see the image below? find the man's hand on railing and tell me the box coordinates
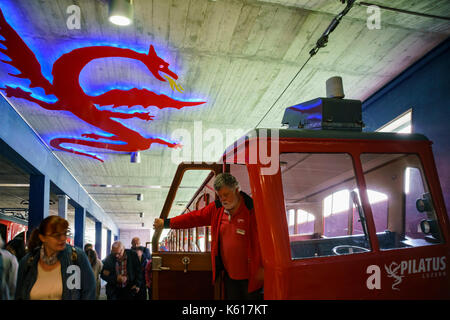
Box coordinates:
[153,218,164,230]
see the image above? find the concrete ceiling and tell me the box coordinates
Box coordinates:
[0,0,449,232]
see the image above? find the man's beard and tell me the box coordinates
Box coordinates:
[223,200,237,211]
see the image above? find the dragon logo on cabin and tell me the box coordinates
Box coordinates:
[0,9,205,162]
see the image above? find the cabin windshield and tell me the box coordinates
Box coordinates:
[281,152,444,260]
[280,153,371,259]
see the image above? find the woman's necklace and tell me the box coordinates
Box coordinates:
[40,245,58,265]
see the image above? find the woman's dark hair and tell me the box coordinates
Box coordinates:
[86,248,98,268]
[84,243,93,253]
[27,215,69,252]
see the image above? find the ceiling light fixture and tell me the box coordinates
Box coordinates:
[19,199,55,205]
[85,184,167,189]
[108,0,134,26]
[130,151,141,163]
[90,192,143,200]
[106,211,141,215]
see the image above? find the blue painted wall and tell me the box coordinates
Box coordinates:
[363,38,450,217]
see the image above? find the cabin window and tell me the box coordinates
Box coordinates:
[360,154,443,250]
[280,153,371,260]
[287,209,295,233]
[193,193,211,253]
[285,209,315,235]
[162,169,215,252]
[207,226,212,251]
[297,210,315,235]
[322,188,387,237]
[0,222,7,243]
[376,109,412,133]
[197,227,205,252]
[323,189,351,237]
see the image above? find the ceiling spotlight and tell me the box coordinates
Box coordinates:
[108,0,134,26]
[137,193,144,201]
[130,151,141,163]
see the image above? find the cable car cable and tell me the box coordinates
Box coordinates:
[254,0,357,128]
[254,55,312,129]
[358,2,450,21]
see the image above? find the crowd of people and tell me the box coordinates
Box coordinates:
[0,215,152,300]
[0,173,264,300]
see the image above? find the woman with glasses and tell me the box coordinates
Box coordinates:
[15,216,96,300]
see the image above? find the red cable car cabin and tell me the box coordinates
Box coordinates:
[0,213,28,243]
[152,96,449,300]
[0,213,75,246]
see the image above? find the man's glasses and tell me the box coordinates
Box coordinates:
[47,231,69,239]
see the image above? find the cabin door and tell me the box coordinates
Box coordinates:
[152,252,221,300]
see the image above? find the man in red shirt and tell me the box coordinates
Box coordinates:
[153,173,264,299]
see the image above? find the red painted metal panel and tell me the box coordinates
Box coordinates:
[0,218,27,243]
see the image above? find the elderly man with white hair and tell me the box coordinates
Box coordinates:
[131,237,151,261]
[100,241,143,300]
[154,172,264,300]
[0,234,18,300]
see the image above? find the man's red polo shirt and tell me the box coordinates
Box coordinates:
[166,191,263,293]
[219,199,250,280]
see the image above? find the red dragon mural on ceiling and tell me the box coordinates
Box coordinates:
[0,8,205,162]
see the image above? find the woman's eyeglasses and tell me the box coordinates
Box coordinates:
[47,231,69,239]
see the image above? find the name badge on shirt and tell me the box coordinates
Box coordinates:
[236,228,246,235]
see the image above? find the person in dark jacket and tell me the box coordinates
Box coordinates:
[15,216,96,300]
[1,234,18,300]
[101,241,143,300]
[134,247,148,300]
[144,258,152,300]
[86,248,103,299]
[6,232,26,262]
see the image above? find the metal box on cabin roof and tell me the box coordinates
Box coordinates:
[281,97,363,131]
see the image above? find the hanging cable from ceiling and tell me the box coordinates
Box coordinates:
[358,2,450,21]
[254,0,357,128]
